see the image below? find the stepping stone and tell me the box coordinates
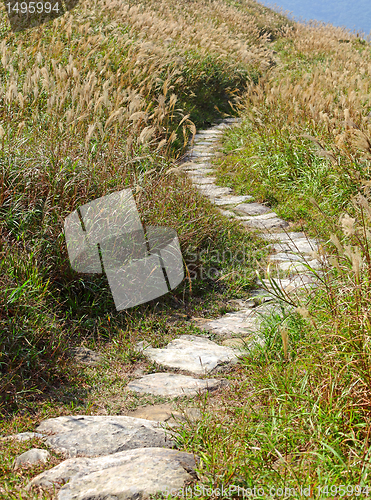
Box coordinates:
[197,186,232,197]
[192,177,217,185]
[1,431,43,442]
[36,416,175,458]
[227,298,256,309]
[184,168,215,175]
[260,232,306,242]
[126,404,201,424]
[268,252,306,262]
[248,288,274,304]
[182,162,210,169]
[218,209,237,218]
[235,202,272,216]
[138,335,246,374]
[213,122,237,129]
[194,131,223,138]
[126,373,225,397]
[276,259,322,273]
[214,195,253,206]
[191,144,214,150]
[196,310,261,338]
[189,151,213,158]
[185,167,214,175]
[27,448,198,499]
[14,449,50,469]
[269,238,319,255]
[260,273,316,293]
[241,215,289,230]
[195,182,220,189]
[238,211,278,220]
[194,141,215,146]
[227,117,241,122]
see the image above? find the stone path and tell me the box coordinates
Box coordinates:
[7,117,323,499]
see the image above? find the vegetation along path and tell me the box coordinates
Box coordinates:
[2,118,324,499]
[2,0,371,497]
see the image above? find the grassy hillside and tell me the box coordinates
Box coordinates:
[0,1,287,412]
[208,17,371,495]
[3,0,371,497]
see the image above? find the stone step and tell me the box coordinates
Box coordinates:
[126,403,201,424]
[260,231,306,242]
[259,273,317,293]
[35,415,176,458]
[192,177,217,185]
[241,215,289,230]
[126,372,227,397]
[196,185,233,197]
[214,194,254,205]
[275,259,321,273]
[234,202,272,216]
[137,335,247,375]
[27,448,199,500]
[268,237,319,255]
[194,311,261,339]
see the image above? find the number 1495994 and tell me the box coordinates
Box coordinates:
[317,485,369,496]
[6,2,61,14]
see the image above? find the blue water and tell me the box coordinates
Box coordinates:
[257,0,371,37]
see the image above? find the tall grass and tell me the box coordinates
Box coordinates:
[0,0,286,410]
[189,17,371,492]
[217,22,371,234]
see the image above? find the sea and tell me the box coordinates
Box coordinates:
[256,0,371,38]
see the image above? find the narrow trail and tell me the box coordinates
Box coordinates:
[8,118,322,499]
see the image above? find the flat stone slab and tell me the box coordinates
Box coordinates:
[214,195,253,205]
[227,298,256,309]
[269,252,307,263]
[235,203,272,216]
[218,209,237,218]
[194,131,223,139]
[36,416,174,457]
[126,373,225,397]
[1,431,43,442]
[260,232,306,242]
[186,171,216,180]
[191,144,214,151]
[276,259,321,273]
[182,162,211,170]
[194,140,215,146]
[269,237,319,255]
[197,186,232,197]
[192,177,217,185]
[139,335,245,374]
[239,212,278,220]
[189,151,213,158]
[184,168,215,176]
[14,448,50,469]
[241,215,289,230]
[27,448,198,499]
[222,117,241,123]
[195,310,262,338]
[260,273,316,293]
[126,404,201,424]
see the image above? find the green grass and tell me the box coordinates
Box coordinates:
[4,0,371,498]
[214,119,363,239]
